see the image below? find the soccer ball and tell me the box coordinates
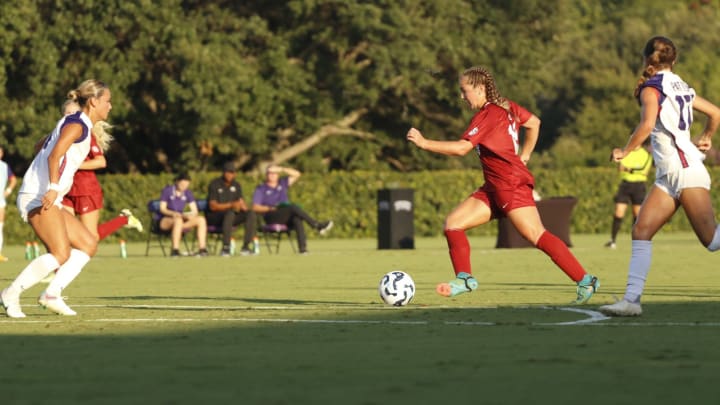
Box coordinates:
[378,271,415,306]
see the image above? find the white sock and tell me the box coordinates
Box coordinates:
[0,222,4,253]
[623,240,652,304]
[46,249,90,296]
[707,225,720,252]
[7,253,60,295]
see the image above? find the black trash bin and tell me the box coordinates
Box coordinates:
[377,189,414,249]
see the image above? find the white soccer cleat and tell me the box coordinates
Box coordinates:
[598,299,642,317]
[121,209,144,232]
[1,288,26,318]
[318,220,334,236]
[38,291,77,316]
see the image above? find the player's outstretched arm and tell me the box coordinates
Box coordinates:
[406,127,473,156]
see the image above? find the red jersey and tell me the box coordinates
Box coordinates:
[67,135,103,197]
[461,101,534,191]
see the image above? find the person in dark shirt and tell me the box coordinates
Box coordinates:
[206,162,257,256]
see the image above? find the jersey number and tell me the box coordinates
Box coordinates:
[675,95,694,130]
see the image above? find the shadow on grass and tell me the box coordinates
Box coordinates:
[96,295,358,306]
[0,301,719,404]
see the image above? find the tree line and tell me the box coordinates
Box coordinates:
[1,0,718,175]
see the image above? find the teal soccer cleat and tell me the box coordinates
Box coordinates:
[573,274,600,304]
[436,272,478,297]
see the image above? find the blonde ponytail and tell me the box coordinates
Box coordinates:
[92,121,113,151]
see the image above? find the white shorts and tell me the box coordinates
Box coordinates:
[16,192,63,222]
[654,164,711,199]
[0,196,5,209]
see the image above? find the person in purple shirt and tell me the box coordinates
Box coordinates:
[158,172,208,257]
[252,165,333,254]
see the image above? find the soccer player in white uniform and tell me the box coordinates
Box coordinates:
[601,37,720,316]
[0,146,17,262]
[0,79,113,318]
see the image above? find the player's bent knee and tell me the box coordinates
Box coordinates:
[51,250,72,265]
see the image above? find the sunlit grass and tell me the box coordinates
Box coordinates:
[0,233,718,404]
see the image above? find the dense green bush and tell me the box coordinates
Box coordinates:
[5,167,719,245]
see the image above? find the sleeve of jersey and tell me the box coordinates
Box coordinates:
[461,110,491,146]
[508,101,532,125]
[88,136,103,158]
[159,186,171,204]
[638,76,663,104]
[61,116,89,143]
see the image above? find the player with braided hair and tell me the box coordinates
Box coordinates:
[407,65,599,303]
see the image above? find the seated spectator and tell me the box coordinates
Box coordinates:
[157,172,208,257]
[252,164,333,254]
[206,162,257,256]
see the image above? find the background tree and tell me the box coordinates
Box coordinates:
[0,0,718,175]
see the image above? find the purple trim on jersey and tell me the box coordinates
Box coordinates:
[252,177,290,206]
[160,185,196,214]
[61,111,90,144]
[641,73,689,168]
[677,138,689,168]
[640,74,666,105]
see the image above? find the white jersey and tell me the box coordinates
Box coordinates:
[19,111,92,198]
[640,70,705,178]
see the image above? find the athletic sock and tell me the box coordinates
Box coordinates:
[445,229,471,277]
[97,216,129,241]
[535,231,586,282]
[611,216,622,242]
[0,221,4,253]
[7,253,61,295]
[624,240,652,303]
[46,249,90,296]
[707,224,720,252]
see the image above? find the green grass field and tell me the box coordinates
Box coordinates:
[1,233,718,404]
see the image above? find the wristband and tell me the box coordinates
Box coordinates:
[48,183,62,192]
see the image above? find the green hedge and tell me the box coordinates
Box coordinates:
[5,167,719,244]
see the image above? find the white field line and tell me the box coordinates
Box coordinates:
[1,304,719,326]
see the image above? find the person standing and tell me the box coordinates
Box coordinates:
[0,79,112,318]
[406,66,599,303]
[157,172,209,257]
[604,144,653,249]
[600,36,720,316]
[0,146,17,262]
[252,165,333,255]
[206,162,257,256]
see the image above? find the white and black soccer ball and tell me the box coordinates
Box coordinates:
[378,271,415,306]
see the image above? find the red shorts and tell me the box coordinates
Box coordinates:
[471,184,536,219]
[62,193,104,214]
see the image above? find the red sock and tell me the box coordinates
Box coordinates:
[97,216,129,241]
[445,229,471,276]
[535,231,586,282]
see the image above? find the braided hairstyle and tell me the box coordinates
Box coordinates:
[460,66,509,110]
[634,36,677,98]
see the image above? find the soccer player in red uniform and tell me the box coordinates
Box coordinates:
[407,66,599,303]
[60,101,143,241]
